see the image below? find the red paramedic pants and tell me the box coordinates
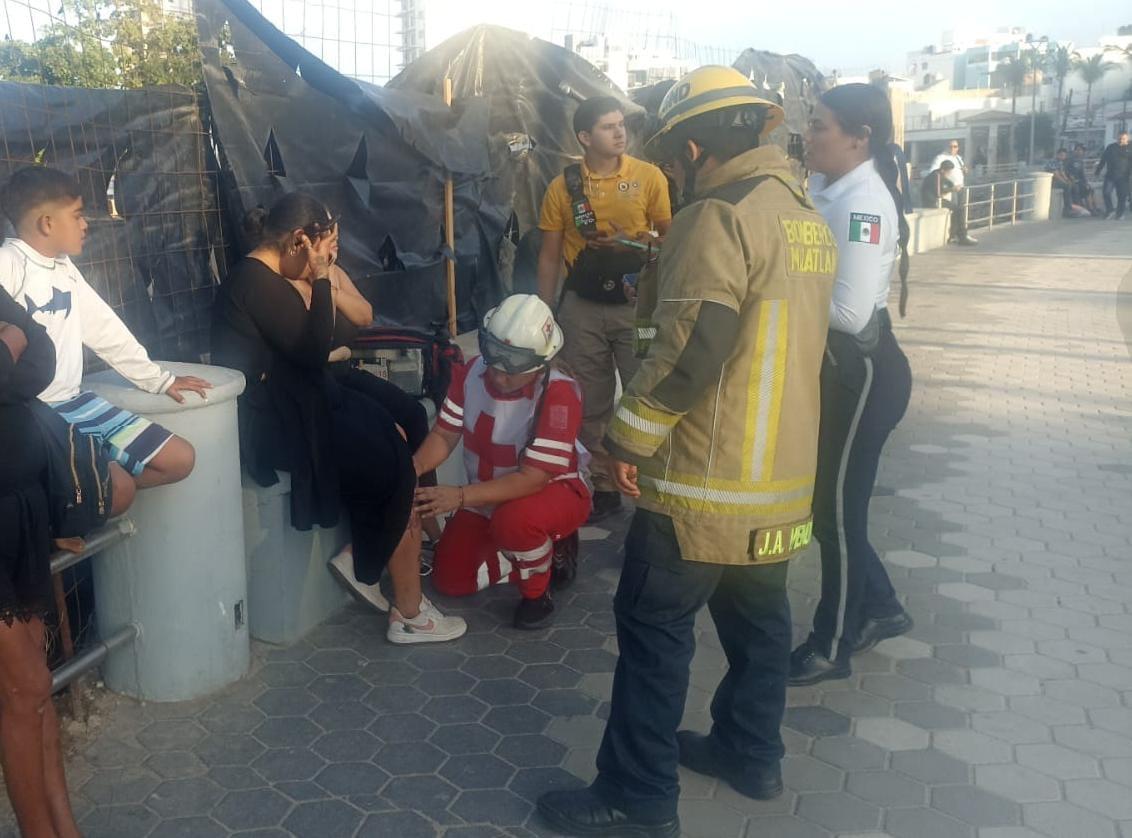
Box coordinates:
[432,481,591,600]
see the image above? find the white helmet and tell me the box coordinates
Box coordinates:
[479,294,564,373]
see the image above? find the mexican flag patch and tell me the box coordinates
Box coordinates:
[848,212,881,244]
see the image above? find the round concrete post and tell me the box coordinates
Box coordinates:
[84,362,249,701]
[1031,172,1053,222]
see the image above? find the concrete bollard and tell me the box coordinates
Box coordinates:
[84,362,249,701]
[1031,172,1054,222]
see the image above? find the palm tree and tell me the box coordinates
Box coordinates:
[1026,47,1046,163]
[999,55,1027,161]
[1051,45,1073,141]
[1073,52,1119,127]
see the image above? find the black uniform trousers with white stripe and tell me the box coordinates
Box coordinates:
[810,312,912,660]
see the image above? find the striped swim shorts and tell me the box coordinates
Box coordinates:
[51,391,175,478]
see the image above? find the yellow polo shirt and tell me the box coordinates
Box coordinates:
[538,155,672,268]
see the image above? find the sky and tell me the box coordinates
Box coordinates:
[423,0,1132,76]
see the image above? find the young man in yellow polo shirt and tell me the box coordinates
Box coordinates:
[537,96,672,522]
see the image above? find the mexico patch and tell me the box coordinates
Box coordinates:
[848,212,881,244]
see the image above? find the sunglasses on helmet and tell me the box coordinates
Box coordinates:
[478,330,548,375]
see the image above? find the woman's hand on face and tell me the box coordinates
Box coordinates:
[414,485,463,518]
[297,230,336,280]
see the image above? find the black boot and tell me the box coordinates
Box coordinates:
[851,610,914,654]
[676,731,783,800]
[552,531,580,591]
[587,490,622,523]
[789,638,851,686]
[537,787,680,838]
[513,593,555,630]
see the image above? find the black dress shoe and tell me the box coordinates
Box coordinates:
[552,531,580,591]
[587,490,622,523]
[514,593,555,630]
[851,610,914,655]
[789,639,851,686]
[676,731,783,800]
[537,787,680,838]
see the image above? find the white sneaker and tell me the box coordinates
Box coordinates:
[328,548,390,613]
[387,596,467,644]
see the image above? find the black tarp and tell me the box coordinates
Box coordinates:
[388,26,647,294]
[731,50,826,145]
[0,82,225,362]
[196,0,507,332]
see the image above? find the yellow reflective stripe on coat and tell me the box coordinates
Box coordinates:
[637,473,814,516]
[741,300,789,483]
[608,397,679,452]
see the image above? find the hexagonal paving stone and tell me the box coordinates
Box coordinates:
[145,776,224,818]
[472,678,538,706]
[1009,696,1088,727]
[970,712,1050,745]
[846,770,926,807]
[382,775,460,819]
[308,700,377,732]
[315,762,389,796]
[531,689,599,717]
[1015,743,1100,780]
[143,751,206,780]
[780,754,843,792]
[784,706,852,737]
[368,711,438,743]
[894,701,968,731]
[462,655,524,680]
[360,659,419,685]
[79,803,160,838]
[373,740,447,775]
[491,734,566,769]
[890,749,970,785]
[282,798,364,838]
[507,640,568,664]
[520,663,585,690]
[885,807,974,838]
[356,810,438,838]
[450,788,532,825]
[897,658,967,686]
[855,717,931,751]
[484,705,552,735]
[811,736,888,771]
[146,816,227,838]
[933,730,1014,765]
[1053,726,1132,758]
[84,738,148,769]
[931,785,1020,827]
[251,747,327,782]
[935,644,1003,668]
[136,719,207,752]
[308,673,371,703]
[213,787,292,830]
[199,701,267,735]
[796,791,881,832]
[974,764,1062,803]
[422,694,490,725]
[407,648,467,671]
[81,768,161,805]
[933,684,1007,713]
[258,661,318,688]
[416,668,478,697]
[861,674,933,702]
[1063,778,1132,820]
[312,729,381,762]
[428,723,501,756]
[253,717,322,749]
[364,684,429,714]
[441,753,516,790]
[1022,801,1118,838]
[253,688,319,717]
[306,648,364,673]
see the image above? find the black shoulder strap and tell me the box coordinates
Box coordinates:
[563,164,586,202]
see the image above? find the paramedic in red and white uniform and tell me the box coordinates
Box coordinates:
[413,294,592,630]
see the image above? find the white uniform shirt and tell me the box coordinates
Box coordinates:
[928,153,966,188]
[809,160,899,336]
[0,238,173,403]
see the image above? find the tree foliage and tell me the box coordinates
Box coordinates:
[0,0,200,89]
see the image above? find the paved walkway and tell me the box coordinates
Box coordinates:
[4,219,1132,838]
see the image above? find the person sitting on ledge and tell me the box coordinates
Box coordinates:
[211,192,465,645]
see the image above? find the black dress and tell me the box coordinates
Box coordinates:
[211,258,415,583]
[0,288,57,626]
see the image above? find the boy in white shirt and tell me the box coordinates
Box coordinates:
[0,166,209,489]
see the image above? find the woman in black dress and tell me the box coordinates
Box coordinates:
[211,193,465,645]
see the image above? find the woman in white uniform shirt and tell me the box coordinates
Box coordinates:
[790,84,915,685]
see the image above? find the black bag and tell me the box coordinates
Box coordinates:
[350,326,464,411]
[28,401,114,539]
[562,164,648,305]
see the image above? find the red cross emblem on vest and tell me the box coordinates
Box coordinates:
[465,414,518,482]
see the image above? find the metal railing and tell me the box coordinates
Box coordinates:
[50,518,138,695]
[961,177,1039,231]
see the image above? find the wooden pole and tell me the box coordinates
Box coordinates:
[443,77,457,338]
